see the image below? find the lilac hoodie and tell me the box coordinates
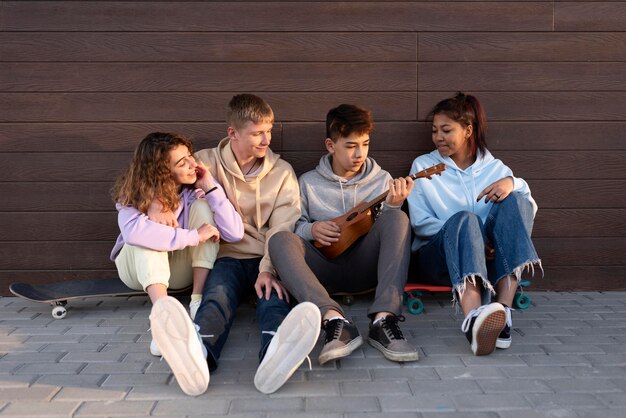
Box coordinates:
[110,183,244,261]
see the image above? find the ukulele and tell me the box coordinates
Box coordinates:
[313,163,446,259]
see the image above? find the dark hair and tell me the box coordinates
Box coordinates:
[429,92,488,157]
[325,104,374,142]
[111,132,193,214]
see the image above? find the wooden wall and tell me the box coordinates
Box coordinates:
[1,1,625,294]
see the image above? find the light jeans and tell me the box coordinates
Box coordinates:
[115,199,218,291]
[413,192,540,304]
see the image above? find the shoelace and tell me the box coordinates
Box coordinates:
[501,305,513,328]
[381,315,406,340]
[322,318,345,343]
[460,305,491,333]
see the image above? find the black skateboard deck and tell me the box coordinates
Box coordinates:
[9,278,190,319]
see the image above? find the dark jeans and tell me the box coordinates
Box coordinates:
[193,257,290,371]
[270,209,411,319]
[412,192,540,305]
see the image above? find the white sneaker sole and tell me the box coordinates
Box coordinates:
[254,302,321,394]
[471,303,506,356]
[496,337,512,349]
[150,296,209,396]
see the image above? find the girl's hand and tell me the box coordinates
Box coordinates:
[385,176,414,207]
[477,176,514,204]
[197,223,220,243]
[312,221,341,246]
[194,161,216,192]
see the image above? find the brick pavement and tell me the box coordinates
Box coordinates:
[1,291,625,417]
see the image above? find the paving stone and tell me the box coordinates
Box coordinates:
[340,381,412,396]
[520,354,592,367]
[422,413,498,418]
[371,366,439,381]
[101,372,170,387]
[409,379,483,395]
[307,396,380,413]
[60,350,126,363]
[36,373,106,387]
[53,386,127,401]
[269,381,340,397]
[500,366,571,379]
[498,411,579,418]
[586,354,626,366]
[524,393,605,409]
[0,400,79,416]
[231,397,304,413]
[453,393,532,410]
[543,378,622,393]
[15,362,85,375]
[306,368,371,382]
[476,378,553,393]
[40,342,103,352]
[577,410,626,418]
[64,326,121,335]
[153,398,230,415]
[80,361,147,374]
[74,400,155,416]
[0,386,60,401]
[0,374,39,388]
[436,366,506,380]
[379,394,454,412]
[594,392,626,407]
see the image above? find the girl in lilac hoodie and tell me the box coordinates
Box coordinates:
[110,133,244,386]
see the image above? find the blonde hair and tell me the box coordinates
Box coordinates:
[226,94,274,129]
[111,132,193,214]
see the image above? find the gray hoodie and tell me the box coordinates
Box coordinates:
[295,154,393,241]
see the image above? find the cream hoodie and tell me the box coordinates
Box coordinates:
[195,137,301,275]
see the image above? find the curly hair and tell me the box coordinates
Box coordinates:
[111,132,194,214]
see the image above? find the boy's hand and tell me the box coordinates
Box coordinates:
[254,272,290,302]
[147,199,178,227]
[312,221,341,246]
[197,223,220,243]
[194,161,216,192]
[385,176,414,207]
[477,176,514,204]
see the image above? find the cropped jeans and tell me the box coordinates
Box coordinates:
[413,192,541,305]
[193,257,290,371]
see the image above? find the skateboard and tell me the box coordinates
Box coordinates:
[9,278,190,319]
[331,288,376,306]
[403,280,531,315]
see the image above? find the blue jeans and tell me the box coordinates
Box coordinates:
[413,192,540,304]
[193,257,290,371]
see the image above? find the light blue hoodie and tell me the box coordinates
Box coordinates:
[407,149,537,252]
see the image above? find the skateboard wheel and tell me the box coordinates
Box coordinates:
[342,295,354,306]
[514,293,531,310]
[407,298,424,315]
[52,305,67,319]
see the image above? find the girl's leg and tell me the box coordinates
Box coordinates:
[115,244,171,304]
[188,199,220,315]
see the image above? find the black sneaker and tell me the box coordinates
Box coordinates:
[461,302,506,356]
[496,304,513,349]
[318,318,362,365]
[368,315,419,362]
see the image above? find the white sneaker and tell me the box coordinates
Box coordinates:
[150,296,209,396]
[254,302,321,394]
[150,339,161,357]
[461,302,506,356]
[189,299,201,321]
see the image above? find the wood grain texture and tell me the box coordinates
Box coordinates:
[1,2,553,32]
[1,1,624,294]
[419,32,626,62]
[0,32,417,62]
[2,63,417,92]
[0,92,417,122]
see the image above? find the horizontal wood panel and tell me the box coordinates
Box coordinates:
[2,63,417,92]
[0,32,417,62]
[0,92,417,122]
[0,242,115,270]
[1,2,553,32]
[5,121,626,153]
[529,267,626,291]
[0,123,252,152]
[530,180,626,209]
[419,32,626,62]
[534,238,626,266]
[555,2,626,31]
[419,63,626,91]
[0,213,117,241]
[0,183,114,211]
[2,179,624,212]
[418,92,626,121]
[533,209,626,238]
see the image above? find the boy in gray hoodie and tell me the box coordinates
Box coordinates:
[270,104,419,364]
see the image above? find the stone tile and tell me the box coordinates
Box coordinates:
[500,366,571,379]
[0,400,79,416]
[379,394,455,412]
[477,379,552,393]
[232,397,304,413]
[153,398,230,415]
[453,393,531,411]
[53,386,128,401]
[36,373,106,387]
[0,386,60,401]
[543,378,622,393]
[74,400,155,416]
[524,393,605,409]
[436,366,506,380]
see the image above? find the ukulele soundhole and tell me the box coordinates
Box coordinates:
[346,212,358,222]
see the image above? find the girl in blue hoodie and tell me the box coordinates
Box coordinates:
[407,93,541,356]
